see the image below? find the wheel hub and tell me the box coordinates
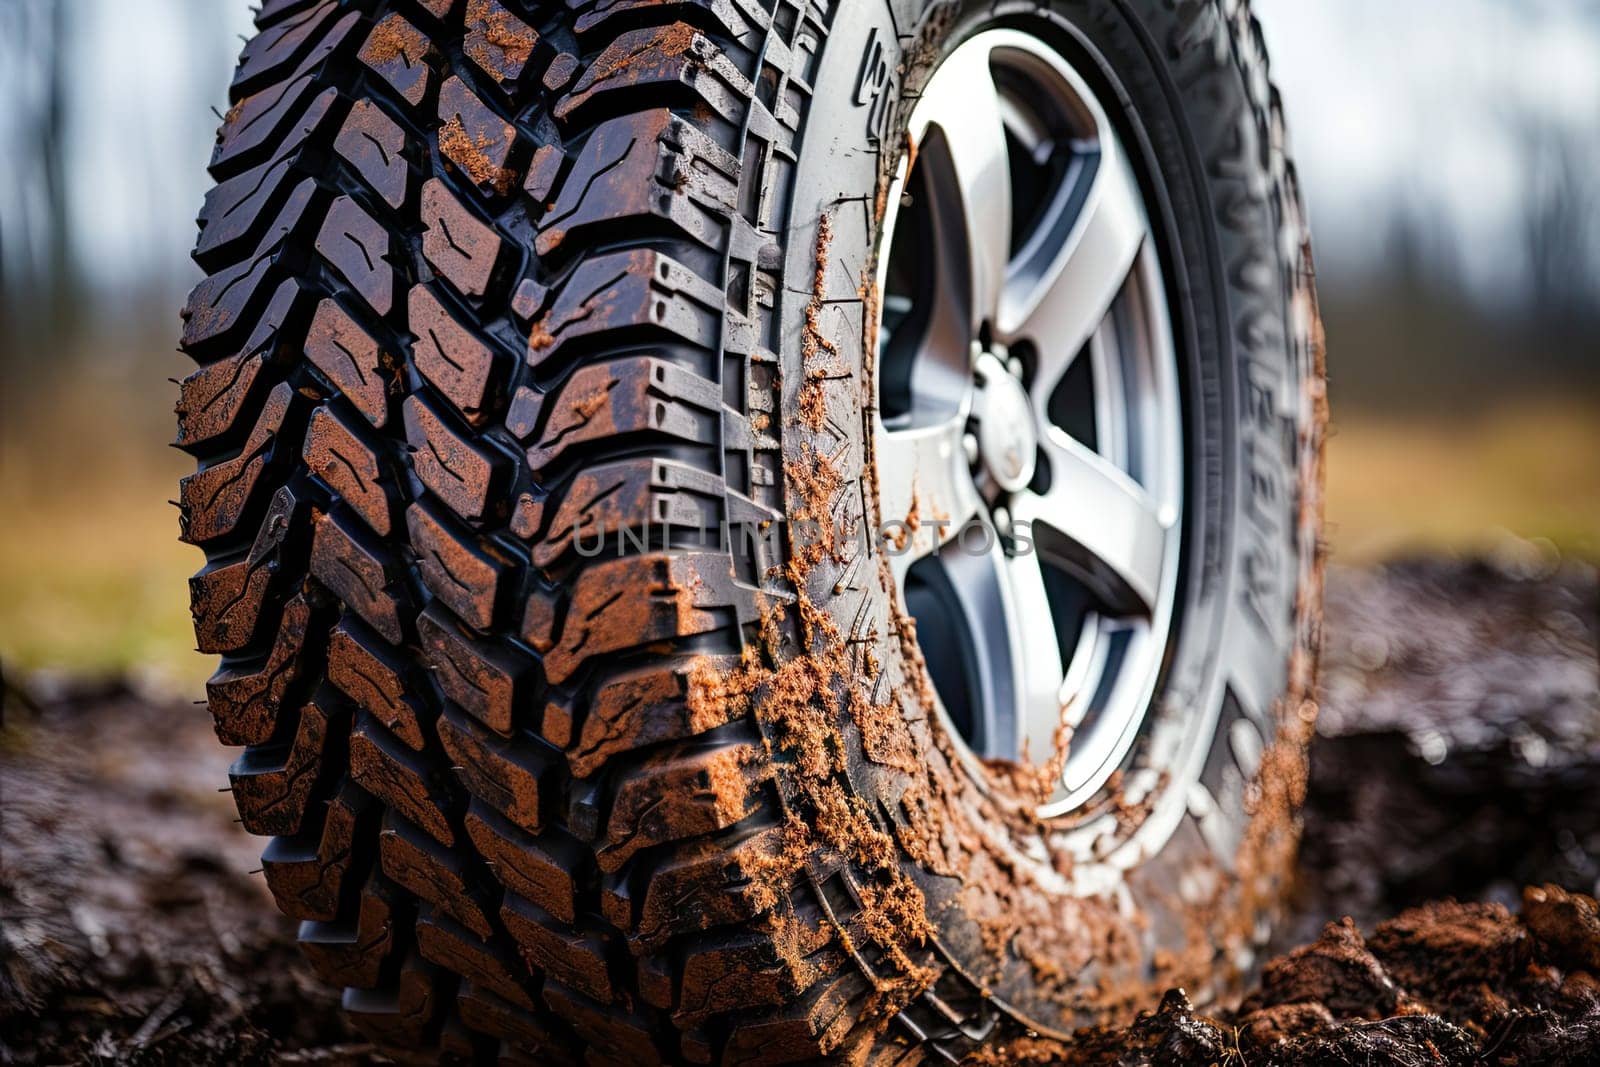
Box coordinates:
[871,29,1185,819]
[973,352,1037,493]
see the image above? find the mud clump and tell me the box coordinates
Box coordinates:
[991,893,1600,1065]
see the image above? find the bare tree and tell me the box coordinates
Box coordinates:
[1515,108,1599,327]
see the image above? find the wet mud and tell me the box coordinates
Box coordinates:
[3,556,1596,1063]
[1289,556,1600,945]
[0,677,359,1063]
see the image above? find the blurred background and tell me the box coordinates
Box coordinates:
[1,0,1597,695]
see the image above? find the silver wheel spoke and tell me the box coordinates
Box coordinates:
[870,29,1188,821]
[940,522,1061,759]
[912,41,1013,327]
[876,416,981,588]
[998,141,1149,392]
[1016,432,1171,617]
[1003,542,1069,764]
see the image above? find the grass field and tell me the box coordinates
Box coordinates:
[2,376,1595,698]
[0,355,209,694]
[1325,401,1600,564]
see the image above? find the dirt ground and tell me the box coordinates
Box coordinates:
[2,557,1596,1064]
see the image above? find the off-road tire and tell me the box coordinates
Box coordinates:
[177,0,1324,1062]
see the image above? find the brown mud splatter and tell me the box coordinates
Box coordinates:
[680,217,941,1019]
[464,0,538,74]
[361,15,425,68]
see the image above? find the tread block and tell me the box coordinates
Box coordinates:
[298,867,403,990]
[335,98,411,210]
[191,561,271,656]
[174,275,307,449]
[406,501,508,630]
[190,484,307,654]
[311,505,411,644]
[457,983,569,1060]
[438,75,520,196]
[305,297,397,428]
[501,894,614,1002]
[540,983,657,1063]
[174,352,267,452]
[543,52,580,93]
[196,89,338,269]
[597,741,767,873]
[675,929,817,1026]
[408,284,503,428]
[262,779,376,921]
[463,0,539,88]
[535,110,737,258]
[304,404,397,536]
[522,143,565,205]
[524,552,762,686]
[231,0,341,97]
[554,23,753,126]
[179,381,298,545]
[419,607,529,736]
[327,617,429,751]
[208,592,317,746]
[404,394,508,525]
[181,182,319,352]
[464,800,579,925]
[436,703,551,836]
[570,0,765,42]
[343,951,444,1049]
[566,661,739,779]
[417,909,536,1010]
[422,178,504,298]
[212,15,361,175]
[230,694,342,831]
[379,810,495,939]
[719,972,864,1065]
[256,0,326,29]
[512,355,720,474]
[231,692,343,836]
[351,712,458,846]
[531,458,722,568]
[631,828,787,953]
[317,194,396,317]
[523,249,724,371]
[359,14,434,108]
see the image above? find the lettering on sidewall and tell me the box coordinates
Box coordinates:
[1237,357,1294,634]
[855,26,896,147]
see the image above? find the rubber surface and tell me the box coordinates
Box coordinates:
[177,1,1324,1062]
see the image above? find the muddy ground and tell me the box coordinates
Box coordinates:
[2,557,1596,1064]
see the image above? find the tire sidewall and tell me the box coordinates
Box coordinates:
[775,0,1311,1036]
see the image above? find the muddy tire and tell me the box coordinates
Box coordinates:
[177,0,1323,1062]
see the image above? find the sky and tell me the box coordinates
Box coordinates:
[1256,0,1600,298]
[2,0,1598,309]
